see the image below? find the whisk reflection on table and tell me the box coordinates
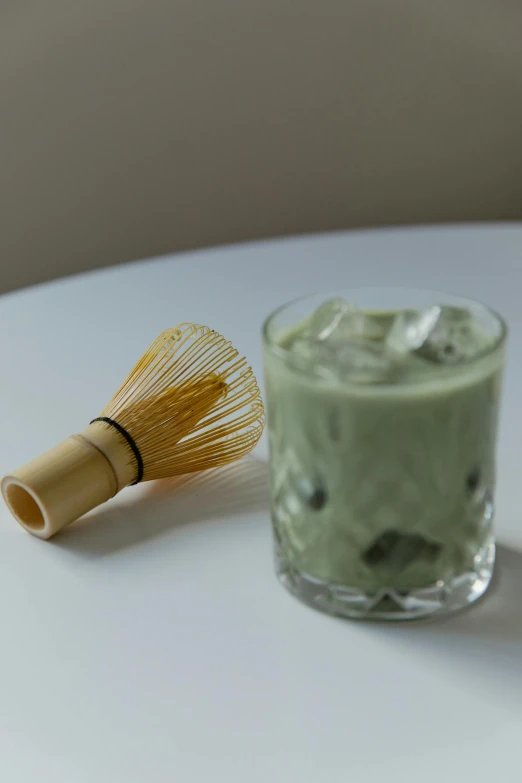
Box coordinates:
[1,324,265,540]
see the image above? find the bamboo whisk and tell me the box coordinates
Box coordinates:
[1,324,265,540]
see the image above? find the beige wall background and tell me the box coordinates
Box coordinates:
[1,0,522,293]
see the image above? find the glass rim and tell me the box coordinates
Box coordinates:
[262,285,508,384]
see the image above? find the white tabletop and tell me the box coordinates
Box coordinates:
[1,224,521,782]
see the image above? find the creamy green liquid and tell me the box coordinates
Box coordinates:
[265,313,504,593]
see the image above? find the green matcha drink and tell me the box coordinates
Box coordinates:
[263,288,506,620]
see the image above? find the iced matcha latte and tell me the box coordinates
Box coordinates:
[263,288,506,620]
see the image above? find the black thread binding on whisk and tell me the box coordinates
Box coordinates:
[90,417,144,485]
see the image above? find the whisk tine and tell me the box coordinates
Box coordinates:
[100,324,264,481]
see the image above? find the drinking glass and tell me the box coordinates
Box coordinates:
[262,287,507,620]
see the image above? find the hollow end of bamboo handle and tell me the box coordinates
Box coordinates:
[1,435,122,540]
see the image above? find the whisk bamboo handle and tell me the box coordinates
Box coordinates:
[1,421,138,540]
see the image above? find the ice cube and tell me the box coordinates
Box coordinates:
[272,446,328,554]
[387,306,491,365]
[291,336,395,383]
[386,307,442,354]
[306,298,385,342]
[305,298,353,340]
[363,530,442,571]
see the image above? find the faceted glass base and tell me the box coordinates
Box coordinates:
[275,539,495,621]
